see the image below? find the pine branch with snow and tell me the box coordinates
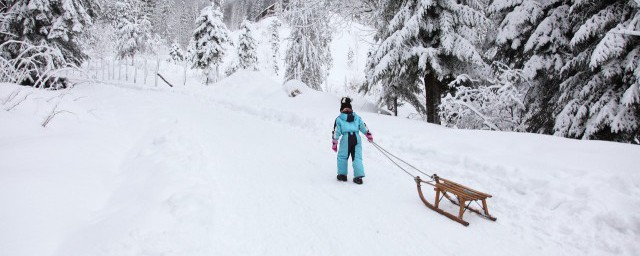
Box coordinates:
[553,0,640,142]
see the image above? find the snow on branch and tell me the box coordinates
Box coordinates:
[609,29,640,37]
[440,63,530,131]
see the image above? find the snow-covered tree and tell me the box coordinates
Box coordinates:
[0,0,94,65]
[114,0,153,62]
[213,0,225,10]
[147,33,167,56]
[153,0,173,39]
[268,19,281,75]
[326,0,379,26]
[284,0,333,90]
[0,0,96,87]
[189,3,230,84]
[554,0,640,142]
[169,42,185,62]
[365,0,489,123]
[250,0,265,21]
[84,20,117,60]
[488,0,547,67]
[237,20,258,71]
[487,0,572,133]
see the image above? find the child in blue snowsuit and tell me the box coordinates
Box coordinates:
[332,97,373,185]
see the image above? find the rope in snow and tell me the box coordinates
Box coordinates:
[371,141,434,180]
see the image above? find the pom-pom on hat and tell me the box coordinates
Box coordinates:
[340,97,352,111]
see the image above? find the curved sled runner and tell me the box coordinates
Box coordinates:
[415,175,497,226]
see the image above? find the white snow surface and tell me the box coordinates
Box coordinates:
[1,72,639,256]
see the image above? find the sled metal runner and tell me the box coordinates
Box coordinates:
[415,174,496,226]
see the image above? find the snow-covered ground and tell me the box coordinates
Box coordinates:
[1,71,639,256]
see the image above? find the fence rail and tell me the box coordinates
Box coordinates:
[74,57,189,87]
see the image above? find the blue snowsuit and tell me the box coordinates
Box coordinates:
[333,111,369,178]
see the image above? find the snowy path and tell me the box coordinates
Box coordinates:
[1,76,639,256]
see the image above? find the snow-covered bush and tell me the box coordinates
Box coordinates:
[440,64,530,131]
[283,79,309,97]
[0,40,74,89]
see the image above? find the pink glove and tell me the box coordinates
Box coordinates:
[366,132,373,142]
[332,139,338,152]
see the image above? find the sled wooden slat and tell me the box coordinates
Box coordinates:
[415,175,497,226]
[436,180,486,201]
[440,178,492,198]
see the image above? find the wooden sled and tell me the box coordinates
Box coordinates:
[415,174,496,226]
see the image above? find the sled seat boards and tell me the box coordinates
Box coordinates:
[436,178,491,201]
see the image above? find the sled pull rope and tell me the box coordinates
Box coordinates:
[371,141,434,180]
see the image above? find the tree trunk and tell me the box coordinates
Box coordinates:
[425,72,442,124]
[393,96,398,116]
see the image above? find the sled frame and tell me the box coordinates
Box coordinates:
[415,175,496,226]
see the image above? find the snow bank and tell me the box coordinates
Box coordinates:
[282,79,309,97]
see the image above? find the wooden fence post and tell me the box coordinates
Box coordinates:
[101,58,105,80]
[183,60,187,86]
[94,59,99,79]
[110,59,114,80]
[133,57,138,84]
[144,58,148,85]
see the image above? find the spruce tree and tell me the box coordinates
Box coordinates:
[189,2,230,84]
[366,0,489,123]
[237,20,258,71]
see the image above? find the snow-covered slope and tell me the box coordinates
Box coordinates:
[1,72,639,256]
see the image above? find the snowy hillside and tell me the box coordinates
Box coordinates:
[1,72,639,256]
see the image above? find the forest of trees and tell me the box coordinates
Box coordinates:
[1,0,638,143]
[363,0,639,143]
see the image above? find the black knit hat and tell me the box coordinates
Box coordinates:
[340,97,352,111]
